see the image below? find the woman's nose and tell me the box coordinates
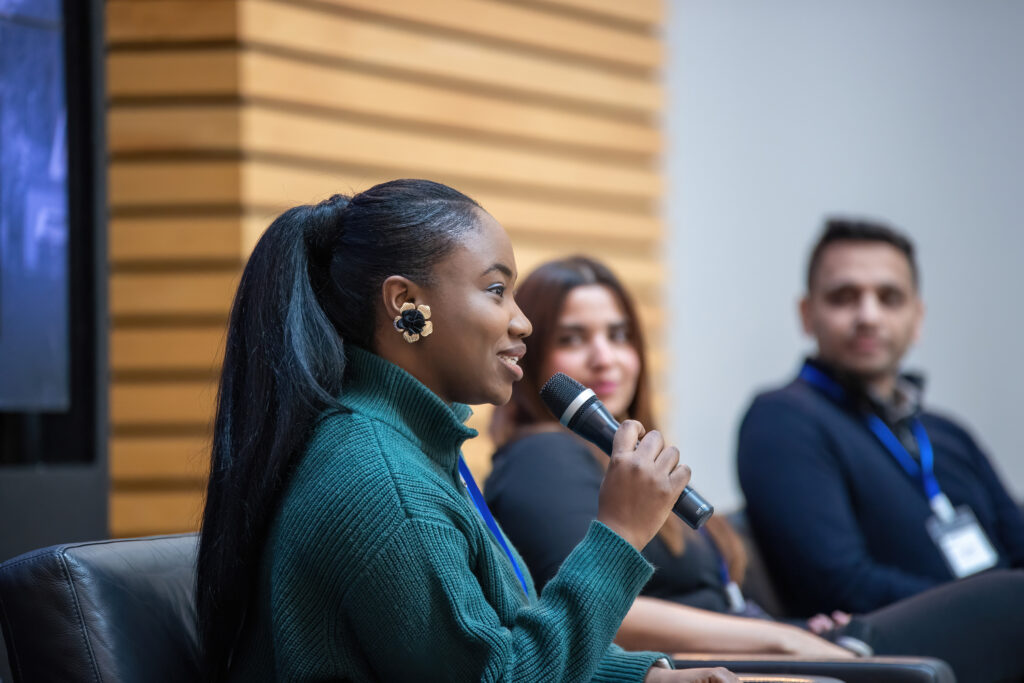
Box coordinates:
[587,337,614,367]
[509,302,532,339]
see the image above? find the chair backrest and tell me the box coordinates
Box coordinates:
[726,508,792,618]
[0,534,201,683]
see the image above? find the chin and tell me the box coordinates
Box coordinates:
[474,383,514,407]
[841,358,895,381]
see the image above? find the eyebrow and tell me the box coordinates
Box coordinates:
[481,262,514,278]
[824,280,907,293]
[555,321,629,331]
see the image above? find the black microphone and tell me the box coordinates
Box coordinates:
[540,372,714,530]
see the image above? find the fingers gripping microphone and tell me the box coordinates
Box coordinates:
[540,373,714,530]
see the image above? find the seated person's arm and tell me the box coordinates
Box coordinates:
[737,399,938,613]
[617,596,851,658]
[488,434,851,657]
[337,517,665,682]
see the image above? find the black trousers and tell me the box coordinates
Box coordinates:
[849,569,1024,683]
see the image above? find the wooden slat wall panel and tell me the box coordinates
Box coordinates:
[521,0,662,26]
[106,0,664,537]
[309,0,660,69]
[111,272,239,318]
[110,105,659,201]
[109,0,661,114]
[110,159,661,254]
[110,217,243,264]
[109,50,660,156]
[111,435,210,483]
[111,327,225,373]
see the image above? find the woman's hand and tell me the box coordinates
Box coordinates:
[645,666,739,682]
[772,623,856,658]
[806,611,852,635]
[597,420,691,551]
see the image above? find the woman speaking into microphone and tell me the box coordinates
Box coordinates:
[195,180,735,682]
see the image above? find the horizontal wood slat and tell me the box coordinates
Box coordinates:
[514,246,663,304]
[108,49,659,156]
[111,271,239,318]
[110,216,243,264]
[523,0,662,26]
[111,327,226,372]
[308,0,660,70]
[107,49,238,97]
[111,380,218,427]
[109,105,659,201]
[110,490,204,537]
[111,435,210,483]
[109,160,240,207]
[109,160,659,246]
[107,0,237,44]
[109,2,661,114]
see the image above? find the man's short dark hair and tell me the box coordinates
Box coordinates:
[807,217,919,291]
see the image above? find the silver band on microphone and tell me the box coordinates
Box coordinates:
[559,388,595,426]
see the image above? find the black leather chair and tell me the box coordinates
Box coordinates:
[0,534,199,682]
[674,655,953,683]
[0,532,949,683]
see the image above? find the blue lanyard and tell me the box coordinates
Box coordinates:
[457,457,530,597]
[798,363,942,503]
[699,527,732,587]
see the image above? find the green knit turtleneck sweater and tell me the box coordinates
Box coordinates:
[229,346,666,681]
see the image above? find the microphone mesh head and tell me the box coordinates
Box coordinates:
[539,373,586,418]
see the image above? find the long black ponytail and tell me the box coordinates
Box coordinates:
[196,179,482,680]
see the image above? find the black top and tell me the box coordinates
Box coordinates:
[486,430,729,612]
[737,364,1024,616]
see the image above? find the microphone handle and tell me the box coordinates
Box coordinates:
[570,401,713,529]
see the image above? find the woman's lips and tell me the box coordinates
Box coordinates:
[498,348,525,380]
[592,381,618,396]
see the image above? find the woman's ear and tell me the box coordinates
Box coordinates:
[381,275,422,318]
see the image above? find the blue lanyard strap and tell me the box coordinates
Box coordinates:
[798,362,942,503]
[457,457,530,596]
[865,416,940,500]
[699,527,732,587]
[798,363,846,403]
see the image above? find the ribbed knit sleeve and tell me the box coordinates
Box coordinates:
[341,518,661,682]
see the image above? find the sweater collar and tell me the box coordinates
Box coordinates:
[802,356,925,425]
[339,345,477,469]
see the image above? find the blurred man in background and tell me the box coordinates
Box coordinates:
[737,218,1024,616]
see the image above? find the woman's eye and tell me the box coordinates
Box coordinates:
[488,284,506,298]
[610,328,630,343]
[557,333,584,346]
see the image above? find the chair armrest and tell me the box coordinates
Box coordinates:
[672,654,955,683]
[738,677,845,683]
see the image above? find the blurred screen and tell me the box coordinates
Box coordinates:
[0,0,69,411]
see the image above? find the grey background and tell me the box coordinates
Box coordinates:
[666,0,1024,510]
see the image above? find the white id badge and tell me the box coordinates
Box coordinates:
[724,581,747,613]
[925,506,999,578]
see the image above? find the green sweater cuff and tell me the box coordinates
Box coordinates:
[593,646,670,683]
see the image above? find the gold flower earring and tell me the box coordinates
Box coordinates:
[393,302,433,343]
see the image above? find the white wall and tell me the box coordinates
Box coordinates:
[666,0,1024,511]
